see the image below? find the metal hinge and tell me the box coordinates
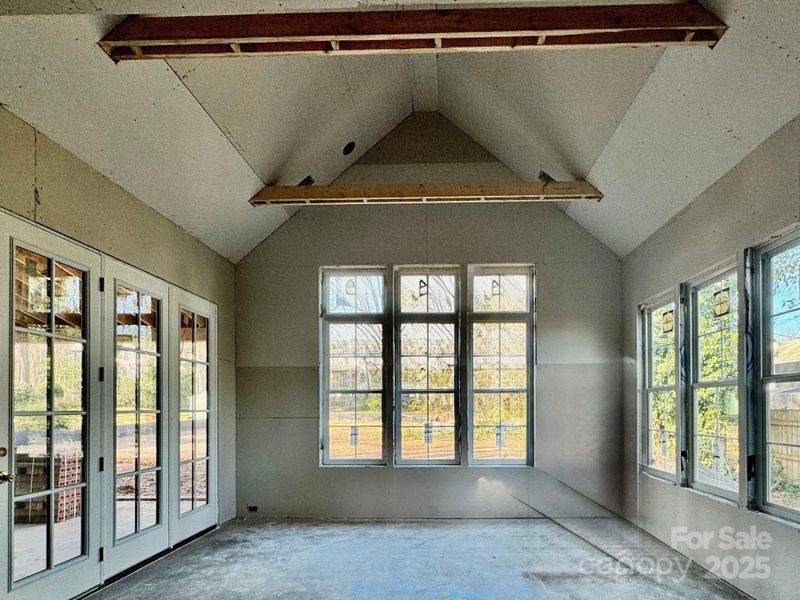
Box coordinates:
[99,367,105,382]
[99,276,105,292]
[99,547,104,562]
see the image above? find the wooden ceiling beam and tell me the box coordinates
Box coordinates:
[99,4,727,61]
[249,181,603,206]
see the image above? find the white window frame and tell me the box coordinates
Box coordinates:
[319,267,390,466]
[393,266,461,466]
[640,290,681,480]
[685,263,741,500]
[755,230,800,523]
[466,265,535,466]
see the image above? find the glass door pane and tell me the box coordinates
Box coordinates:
[170,288,217,546]
[114,285,162,540]
[12,247,88,582]
[178,310,210,513]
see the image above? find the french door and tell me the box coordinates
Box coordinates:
[169,288,217,544]
[102,258,170,577]
[2,210,219,599]
[1,212,103,598]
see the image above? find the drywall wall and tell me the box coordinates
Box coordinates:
[235,200,624,518]
[621,115,800,600]
[0,106,238,522]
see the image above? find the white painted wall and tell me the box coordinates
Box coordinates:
[622,115,800,600]
[235,201,624,518]
[0,106,239,522]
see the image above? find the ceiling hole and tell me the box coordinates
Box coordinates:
[342,141,356,156]
[298,175,315,186]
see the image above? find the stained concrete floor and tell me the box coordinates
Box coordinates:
[90,518,748,600]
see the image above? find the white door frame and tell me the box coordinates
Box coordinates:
[101,257,171,577]
[1,211,103,599]
[169,287,218,546]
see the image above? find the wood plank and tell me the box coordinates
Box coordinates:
[99,4,726,60]
[249,181,602,206]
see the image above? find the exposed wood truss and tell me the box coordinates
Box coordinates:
[99,4,727,61]
[249,181,602,206]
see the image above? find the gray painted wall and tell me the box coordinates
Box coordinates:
[0,107,238,522]
[235,202,624,518]
[621,115,800,600]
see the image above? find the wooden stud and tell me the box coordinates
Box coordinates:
[99,3,727,61]
[249,181,602,206]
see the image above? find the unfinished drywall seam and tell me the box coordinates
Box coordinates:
[33,129,40,221]
[166,62,266,187]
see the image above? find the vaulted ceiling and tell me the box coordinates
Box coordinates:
[0,1,799,262]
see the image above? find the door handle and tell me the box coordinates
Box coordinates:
[0,472,15,484]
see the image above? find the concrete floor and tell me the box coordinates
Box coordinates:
[90,518,747,600]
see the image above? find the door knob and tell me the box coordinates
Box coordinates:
[0,472,15,484]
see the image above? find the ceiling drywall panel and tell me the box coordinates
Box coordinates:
[0,15,290,262]
[170,54,412,188]
[437,47,664,185]
[0,0,685,16]
[567,0,800,256]
[335,111,521,185]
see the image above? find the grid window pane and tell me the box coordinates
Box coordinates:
[14,416,50,496]
[195,314,208,362]
[180,310,194,359]
[771,244,800,375]
[140,293,158,353]
[14,247,50,331]
[116,286,139,349]
[53,339,84,411]
[328,273,384,314]
[116,350,137,410]
[53,262,83,338]
[697,273,738,382]
[650,302,676,386]
[139,413,158,470]
[13,332,49,412]
[473,274,528,313]
[647,389,677,474]
[14,497,49,580]
[115,476,136,539]
[400,274,456,313]
[115,412,137,474]
[648,429,677,474]
[140,353,157,410]
[194,460,208,508]
[179,462,193,514]
[139,472,158,530]
[54,415,84,487]
[54,488,83,565]
[768,443,800,511]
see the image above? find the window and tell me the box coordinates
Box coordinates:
[760,240,800,516]
[468,267,533,464]
[321,269,387,464]
[319,264,534,466]
[396,269,459,464]
[642,297,678,475]
[114,284,161,537]
[178,310,210,513]
[689,269,739,495]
